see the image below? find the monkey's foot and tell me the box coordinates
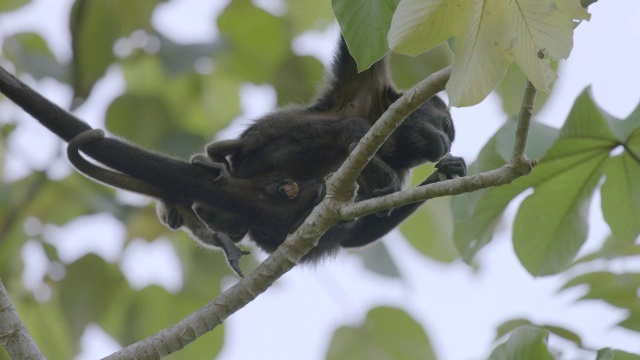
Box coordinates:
[214,232,250,278]
[162,205,183,229]
[191,154,230,184]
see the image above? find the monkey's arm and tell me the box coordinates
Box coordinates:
[331,156,466,248]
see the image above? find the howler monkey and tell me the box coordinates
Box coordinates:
[0,35,465,275]
[167,37,466,257]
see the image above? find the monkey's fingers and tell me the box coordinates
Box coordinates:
[191,154,230,184]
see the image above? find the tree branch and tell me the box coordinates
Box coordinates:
[0,279,46,360]
[512,80,537,162]
[327,66,452,200]
[106,73,539,359]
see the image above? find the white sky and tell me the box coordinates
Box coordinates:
[1,1,639,360]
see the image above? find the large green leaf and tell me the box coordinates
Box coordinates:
[487,326,553,360]
[388,0,589,106]
[513,90,620,276]
[332,0,400,70]
[59,254,129,340]
[452,119,558,263]
[326,307,435,360]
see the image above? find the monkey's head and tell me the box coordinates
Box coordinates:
[384,95,455,170]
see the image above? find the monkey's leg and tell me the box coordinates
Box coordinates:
[192,202,250,277]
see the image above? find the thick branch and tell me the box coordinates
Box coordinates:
[0,279,46,360]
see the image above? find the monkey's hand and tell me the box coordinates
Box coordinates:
[191,154,230,184]
[424,155,467,185]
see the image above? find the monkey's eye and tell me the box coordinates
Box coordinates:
[441,117,451,134]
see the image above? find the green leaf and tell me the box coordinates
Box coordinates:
[121,55,240,137]
[513,90,619,276]
[16,297,75,359]
[495,319,534,340]
[561,272,640,316]
[401,164,459,262]
[601,153,640,241]
[573,234,640,265]
[326,307,435,360]
[388,0,589,106]
[0,0,31,12]
[70,0,166,99]
[487,326,553,360]
[285,0,334,35]
[452,119,558,263]
[388,0,470,56]
[356,242,401,279]
[597,348,640,360]
[217,0,288,83]
[495,62,554,116]
[333,0,400,70]
[105,94,175,150]
[495,319,582,346]
[2,32,67,82]
[59,254,129,339]
[390,42,453,90]
[101,285,224,358]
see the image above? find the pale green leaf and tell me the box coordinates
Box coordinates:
[332,0,400,70]
[513,91,618,276]
[507,0,588,91]
[601,154,640,241]
[487,326,553,360]
[357,242,401,278]
[326,307,435,360]
[446,0,512,106]
[597,348,640,360]
[388,0,470,56]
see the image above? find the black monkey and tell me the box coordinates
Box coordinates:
[183,37,465,257]
[0,35,465,272]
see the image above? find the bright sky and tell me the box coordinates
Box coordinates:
[1,1,639,360]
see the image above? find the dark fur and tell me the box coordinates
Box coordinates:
[0,36,465,273]
[194,37,465,258]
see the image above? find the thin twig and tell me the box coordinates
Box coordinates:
[512,80,537,162]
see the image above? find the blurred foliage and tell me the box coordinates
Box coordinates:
[0,1,638,360]
[326,306,436,360]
